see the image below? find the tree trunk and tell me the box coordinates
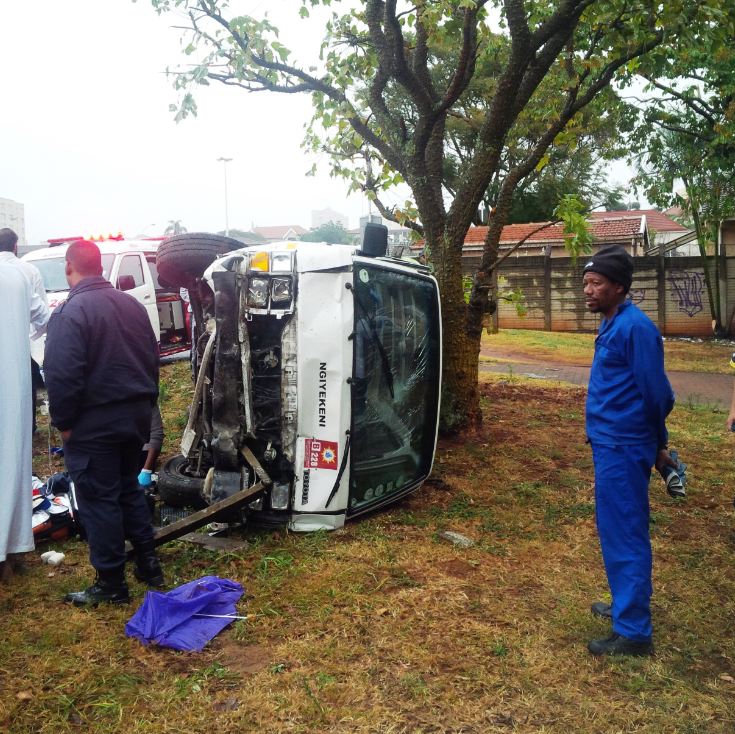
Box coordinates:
[689,195,721,334]
[684,179,727,335]
[431,230,482,434]
[709,218,726,336]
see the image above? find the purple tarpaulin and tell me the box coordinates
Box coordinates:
[125,576,244,652]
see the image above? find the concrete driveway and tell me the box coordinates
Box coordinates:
[480,359,733,411]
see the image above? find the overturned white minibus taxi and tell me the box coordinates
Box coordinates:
[155,225,441,532]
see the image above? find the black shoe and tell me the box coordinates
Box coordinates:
[133,545,165,588]
[64,579,130,607]
[591,601,612,619]
[588,633,653,657]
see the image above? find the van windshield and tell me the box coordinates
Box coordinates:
[349,264,441,514]
[33,254,115,292]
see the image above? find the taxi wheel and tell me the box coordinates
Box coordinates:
[156,232,243,288]
[156,455,208,509]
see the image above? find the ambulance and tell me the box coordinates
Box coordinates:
[22,236,191,363]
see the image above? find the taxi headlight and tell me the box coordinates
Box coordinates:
[271,252,292,273]
[271,277,292,305]
[247,276,270,308]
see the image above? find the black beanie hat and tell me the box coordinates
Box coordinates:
[583,245,634,291]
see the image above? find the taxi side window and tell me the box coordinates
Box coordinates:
[117,255,145,291]
[146,256,164,290]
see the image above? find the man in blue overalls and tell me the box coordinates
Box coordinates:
[583,245,676,656]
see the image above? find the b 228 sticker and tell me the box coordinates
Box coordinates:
[304,439,338,470]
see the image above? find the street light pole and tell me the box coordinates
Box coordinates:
[217,157,232,236]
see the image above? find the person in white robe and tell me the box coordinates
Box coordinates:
[0,236,50,580]
[0,228,50,432]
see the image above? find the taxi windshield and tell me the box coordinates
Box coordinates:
[33,254,115,292]
[349,264,441,513]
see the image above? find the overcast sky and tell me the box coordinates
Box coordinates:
[0,0,378,244]
[1,0,636,245]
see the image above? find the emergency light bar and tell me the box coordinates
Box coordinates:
[46,233,125,246]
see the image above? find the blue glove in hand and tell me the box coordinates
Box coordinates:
[138,469,153,487]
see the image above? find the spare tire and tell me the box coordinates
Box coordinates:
[156,233,243,289]
[157,455,208,509]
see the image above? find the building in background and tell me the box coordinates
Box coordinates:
[437,209,693,267]
[591,210,694,256]
[358,214,383,232]
[311,207,348,230]
[252,225,308,242]
[0,197,26,250]
[353,214,413,254]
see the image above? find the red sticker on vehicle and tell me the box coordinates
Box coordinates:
[304,439,338,470]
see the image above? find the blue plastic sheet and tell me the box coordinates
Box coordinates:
[125,576,244,652]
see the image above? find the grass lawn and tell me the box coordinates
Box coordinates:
[482,328,735,374]
[2,363,734,733]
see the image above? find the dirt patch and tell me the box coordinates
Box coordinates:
[436,559,475,579]
[216,640,272,675]
[667,518,694,542]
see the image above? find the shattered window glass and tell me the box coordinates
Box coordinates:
[349,265,441,512]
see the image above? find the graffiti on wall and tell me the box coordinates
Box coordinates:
[668,269,705,317]
[628,288,646,305]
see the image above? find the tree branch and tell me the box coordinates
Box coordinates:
[435,4,483,116]
[640,76,719,126]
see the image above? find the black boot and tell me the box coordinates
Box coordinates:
[588,633,653,657]
[64,567,129,606]
[133,541,165,588]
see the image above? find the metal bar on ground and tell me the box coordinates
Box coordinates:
[148,480,265,549]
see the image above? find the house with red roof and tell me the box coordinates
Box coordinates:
[252,224,308,242]
[462,214,648,261]
[417,209,695,268]
[591,210,694,255]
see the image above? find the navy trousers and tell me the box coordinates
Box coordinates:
[592,442,656,642]
[64,401,154,573]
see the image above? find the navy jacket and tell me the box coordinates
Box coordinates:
[586,301,674,448]
[45,277,159,432]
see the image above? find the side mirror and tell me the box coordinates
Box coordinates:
[117,275,136,291]
[361,223,388,257]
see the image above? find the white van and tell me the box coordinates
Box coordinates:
[154,227,442,532]
[22,238,191,363]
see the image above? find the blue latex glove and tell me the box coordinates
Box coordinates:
[138,469,153,487]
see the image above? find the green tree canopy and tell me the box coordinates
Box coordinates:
[222,228,267,242]
[300,220,352,244]
[628,46,735,333]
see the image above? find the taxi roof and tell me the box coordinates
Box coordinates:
[23,239,162,261]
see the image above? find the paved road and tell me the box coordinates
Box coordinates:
[480,360,733,410]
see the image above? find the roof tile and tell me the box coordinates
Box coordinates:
[463,216,644,246]
[591,209,687,232]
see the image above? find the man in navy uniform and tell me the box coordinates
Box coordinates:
[583,245,676,656]
[45,240,163,605]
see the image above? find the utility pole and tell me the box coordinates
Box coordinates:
[217,157,232,236]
